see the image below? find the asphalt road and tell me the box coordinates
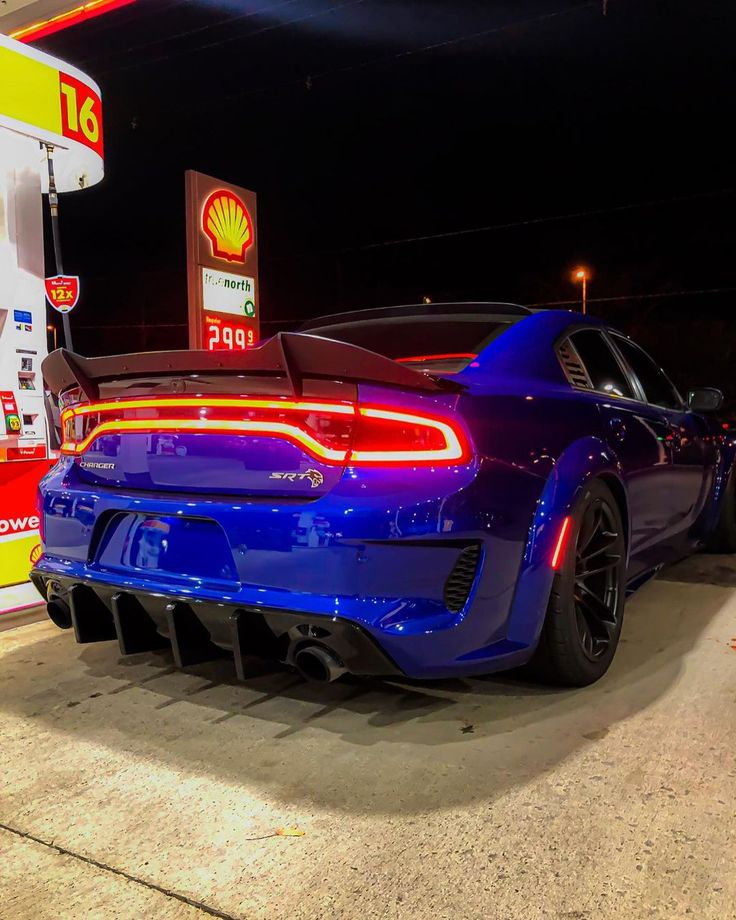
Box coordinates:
[1,555,735,919]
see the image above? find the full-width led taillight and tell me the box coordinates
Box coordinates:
[60,396,471,466]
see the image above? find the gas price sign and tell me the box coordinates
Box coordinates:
[204,315,257,351]
[186,171,259,351]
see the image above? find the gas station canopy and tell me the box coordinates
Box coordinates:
[0,32,104,192]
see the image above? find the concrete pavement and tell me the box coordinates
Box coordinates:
[1,556,735,919]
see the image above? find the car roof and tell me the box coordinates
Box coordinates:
[453,309,613,385]
[298,304,622,388]
[299,301,531,331]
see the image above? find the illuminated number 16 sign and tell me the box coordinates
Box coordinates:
[59,73,104,158]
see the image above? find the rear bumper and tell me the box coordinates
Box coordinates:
[30,571,402,677]
[30,554,534,679]
[36,457,542,679]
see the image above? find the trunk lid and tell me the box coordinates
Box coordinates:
[45,333,464,498]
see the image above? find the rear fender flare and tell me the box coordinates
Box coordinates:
[505,436,627,648]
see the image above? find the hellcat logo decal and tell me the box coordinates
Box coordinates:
[303,469,324,488]
[269,469,324,489]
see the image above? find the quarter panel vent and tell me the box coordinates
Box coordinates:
[558,339,591,389]
[444,543,482,613]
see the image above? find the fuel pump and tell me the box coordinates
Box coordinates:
[0,34,104,611]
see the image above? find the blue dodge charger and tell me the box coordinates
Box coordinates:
[33,303,735,686]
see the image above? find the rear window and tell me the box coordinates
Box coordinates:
[302,317,515,372]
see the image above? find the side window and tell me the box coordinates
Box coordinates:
[611,336,682,409]
[566,330,635,399]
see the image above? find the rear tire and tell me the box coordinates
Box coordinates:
[527,479,627,687]
[706,470,736,553]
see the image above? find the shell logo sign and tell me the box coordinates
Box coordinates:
[186,171,259,351]
[202,189,254,264]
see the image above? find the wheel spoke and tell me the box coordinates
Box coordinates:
[576,583,616,634]
[578,505,601,555]
[576,553,622,579]
[575,604,595,656]
[579,534,619,565]
[575,601,609,655]
[568,496,623,661]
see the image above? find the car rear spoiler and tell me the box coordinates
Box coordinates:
[42,332,465,401]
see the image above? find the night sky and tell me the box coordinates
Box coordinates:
[36,0,735,397]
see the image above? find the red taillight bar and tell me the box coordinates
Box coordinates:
[61,397,355,418]
[60,395,471,467]
[395,353,477,364]
[64,418,350,462]
[350,407,466,464]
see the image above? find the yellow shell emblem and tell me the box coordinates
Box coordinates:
[202,189,254,263]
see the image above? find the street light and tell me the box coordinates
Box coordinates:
[572,267,589,314]
[47,324,57,350]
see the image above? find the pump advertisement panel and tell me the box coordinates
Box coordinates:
[45,274,80,313]
[185,171,259,351]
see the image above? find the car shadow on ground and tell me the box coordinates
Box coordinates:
[2,555,735,814]
[659,552,736,586]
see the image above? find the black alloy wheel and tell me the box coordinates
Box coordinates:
[573,499,623,660]
[528,479,627,687]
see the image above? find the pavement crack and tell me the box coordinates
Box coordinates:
[0,821,243,920]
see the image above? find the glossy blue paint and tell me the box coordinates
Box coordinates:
[35,310,732,679]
